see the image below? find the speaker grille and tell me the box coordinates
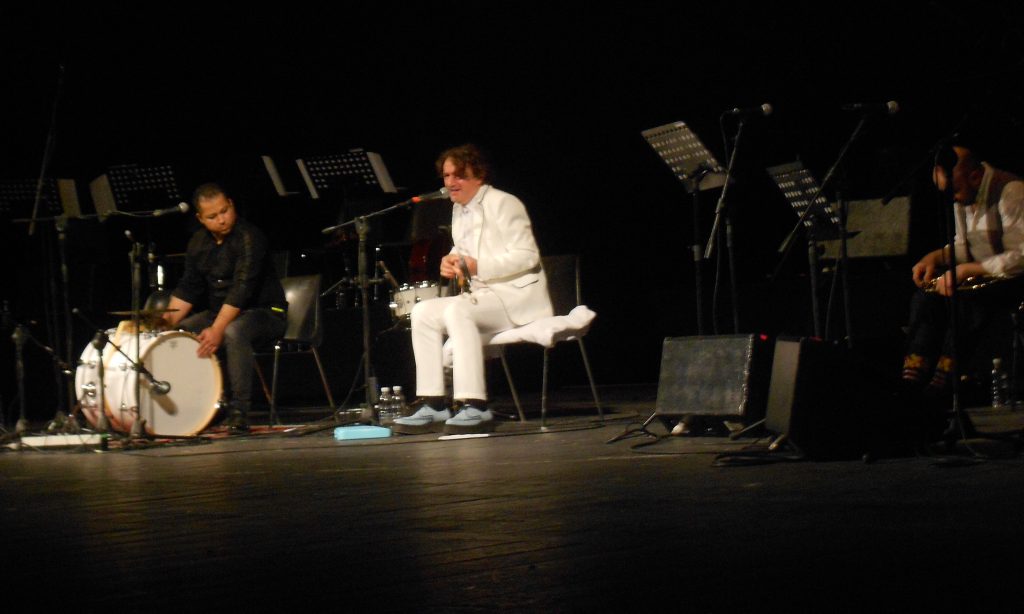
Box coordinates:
[655,335,771,419]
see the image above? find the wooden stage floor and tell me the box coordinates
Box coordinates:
[4,385,1024,612]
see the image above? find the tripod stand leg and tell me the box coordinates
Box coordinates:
[729,418,766,440]
[606,411,661,444]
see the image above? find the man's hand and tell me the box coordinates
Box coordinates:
[196,326,224,358]
[440,253,460,279]
[440,254,477,282]
[912,258,937,288]
[912,249,945,288]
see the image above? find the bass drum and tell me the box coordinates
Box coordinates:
[76,330,222,437]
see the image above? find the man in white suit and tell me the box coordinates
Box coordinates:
[393,144,552,434]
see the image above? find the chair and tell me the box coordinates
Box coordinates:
[445,255,603,426]
[253,274,336,424]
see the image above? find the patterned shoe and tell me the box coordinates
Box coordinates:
[391,406,451,434]
[443,406,495,434]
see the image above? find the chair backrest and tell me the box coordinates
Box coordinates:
[281,274,323,345]
[540,255,581,317]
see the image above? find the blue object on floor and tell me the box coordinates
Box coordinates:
[333,425,391,441]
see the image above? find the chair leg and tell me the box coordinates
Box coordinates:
[500,348,527,423]
[577,338,603,420]
[311,346,336,410]
[253,359,273,404]
[541,347,550,427]
[270,342,282,425]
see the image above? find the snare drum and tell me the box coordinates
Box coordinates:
[76,330,222,437]
[389,281,451,319]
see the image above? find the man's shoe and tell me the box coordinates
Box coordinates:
[443,406,495,434]
[224,411,250,434]
[391,405,451,435]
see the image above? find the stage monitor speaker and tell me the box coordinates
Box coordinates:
[655,334,773,422]
[764,336,871,460]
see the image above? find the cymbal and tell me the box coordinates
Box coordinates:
[108,308,179,316]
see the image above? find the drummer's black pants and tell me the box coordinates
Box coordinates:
[179,308,287,414]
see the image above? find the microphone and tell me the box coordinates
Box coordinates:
[152,202,190,217]
[842,100,900,115]
[399,187,449,206]
[725,103,773,118]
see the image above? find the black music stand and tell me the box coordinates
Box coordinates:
[90,163,182,216]
[296,148,398,200]
[0,178,80,221]
[643,121,725,335]
[767,161,851,340]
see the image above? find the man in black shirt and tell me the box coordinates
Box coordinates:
[163,183,287,432]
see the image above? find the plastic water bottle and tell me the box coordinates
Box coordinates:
[392,385,406,418]
[991,358,1010,410]
[377,387,393,424]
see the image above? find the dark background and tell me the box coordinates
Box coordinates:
[3,3,1024,421]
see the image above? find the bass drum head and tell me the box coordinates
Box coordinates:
[135,331,222,437]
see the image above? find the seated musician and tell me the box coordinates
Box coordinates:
[903,143,1024,395]
[392,144,553,434]
[162,183,288,433]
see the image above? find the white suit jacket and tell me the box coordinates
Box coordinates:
[450,185,553,326]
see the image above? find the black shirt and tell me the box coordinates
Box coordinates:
[172,218,286,313]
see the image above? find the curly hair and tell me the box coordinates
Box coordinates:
[435,144,492,183]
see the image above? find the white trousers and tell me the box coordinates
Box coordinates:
[411,290,514,401]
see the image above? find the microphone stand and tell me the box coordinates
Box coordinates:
[774,114,869,340]
[12,213,91,432]
[23,64,75,431]
[704,117,745,333]
[936,164,973,445]
[322,197,422,423]
[127,234,147,439]
[685,167,712,336]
